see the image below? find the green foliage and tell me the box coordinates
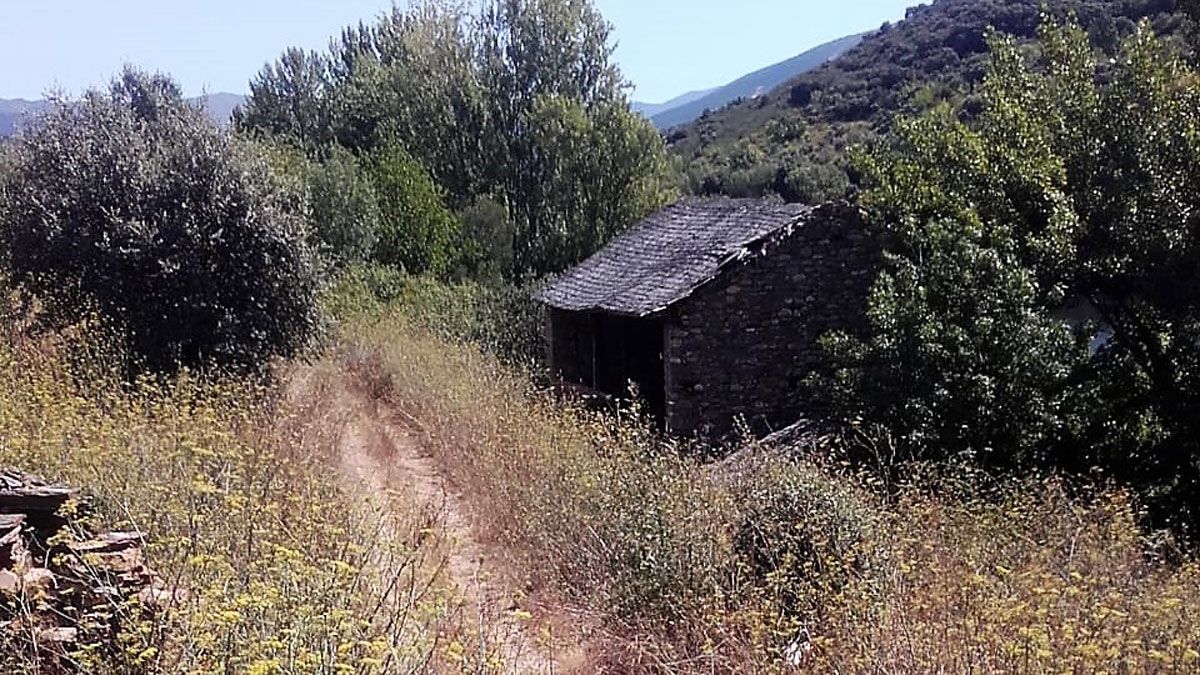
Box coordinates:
[517,94,676,273]
[327,266,545,366]
[822,19,1200,535]
[366,143,459,277]
[455,196,515,282]
[306,145,380,267]
[673,0,1188,202]
[240,0,675,278]
[0,68,322,373]
[235,47,332,152]
[731,455,876,626]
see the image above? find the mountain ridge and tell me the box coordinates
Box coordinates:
[0,93,245,137]
[645,32,864,131]
[670,0,1189,203]
[632,89,715,118]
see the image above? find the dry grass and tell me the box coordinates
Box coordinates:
[0,327,468,674]
[818,483,1200,673]
[340,313,739,670]
[3,299,1196,673]
[342,309,1200,674]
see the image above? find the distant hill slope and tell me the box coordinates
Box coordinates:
[0,93,245,137]
[651,32,864,131]
[671,0,1189,203]
[0,99,50,137]
[199,93,246,126]
[632,89,715,118]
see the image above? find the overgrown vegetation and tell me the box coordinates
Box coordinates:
[326,265,545,367]
[338,309,1200,673]
[1,0,1199,672]
[0,321,468,673]
[821,17,1200,539]
[671,0,1188,203]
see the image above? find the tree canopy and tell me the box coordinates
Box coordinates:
[239,0,674,279]
[821,17,1200,536]
[0,68,322,372]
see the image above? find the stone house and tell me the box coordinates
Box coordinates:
[537,197,877,436]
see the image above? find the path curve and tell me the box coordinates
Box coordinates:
[320,367,576,674]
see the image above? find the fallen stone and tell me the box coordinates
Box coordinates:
[0,568,19,595]
[0,513,26,530]
[0,469,161,670]
[21,567,56,592]
[0,469,77,515]
[67,532,144,555]
[0,516,24,567]
[68,544,145,576]
[37,626,78,644]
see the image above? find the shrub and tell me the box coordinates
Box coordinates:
[366,143,460,277]
[0,68,322,373]
[455,196,514,282]
[729,455,877,625]
[306,145,380,267]
[325,266,545,366]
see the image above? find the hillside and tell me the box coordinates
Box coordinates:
[0,93,244,136]
[631,88,715,118]
[0,99,49,137]
[647,33,863,131]
[671,0,1189,202]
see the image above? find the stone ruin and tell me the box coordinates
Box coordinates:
[0,469,169,670]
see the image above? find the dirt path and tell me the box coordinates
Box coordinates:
[318,368,580,674]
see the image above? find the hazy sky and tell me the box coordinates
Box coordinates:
[0,0,917,103]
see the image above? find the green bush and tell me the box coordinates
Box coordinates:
[325,266,545,366]
[823,19,1200,537]
[367,143,460,277]
[307,145,380,267]
[728,452,878,627]
[455,196,515,282]
[0,68,322,373]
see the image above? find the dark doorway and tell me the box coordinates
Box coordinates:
[594,314,666,422]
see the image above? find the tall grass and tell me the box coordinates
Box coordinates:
[343,307,1200,673]
[0,328,461,673]
[4,289,1197,673]
[817,483,1200,672]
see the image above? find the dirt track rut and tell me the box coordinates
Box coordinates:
[324,369,578,674]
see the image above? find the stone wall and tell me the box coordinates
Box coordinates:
[664,203,878,436]
[1,469,168,661]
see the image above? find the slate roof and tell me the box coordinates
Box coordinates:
[538,198,815,317]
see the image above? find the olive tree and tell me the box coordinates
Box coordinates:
[1,68,322,372]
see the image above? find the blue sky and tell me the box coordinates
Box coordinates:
[0,0,916,103]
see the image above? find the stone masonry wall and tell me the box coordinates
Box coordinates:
[664,203,878,436]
